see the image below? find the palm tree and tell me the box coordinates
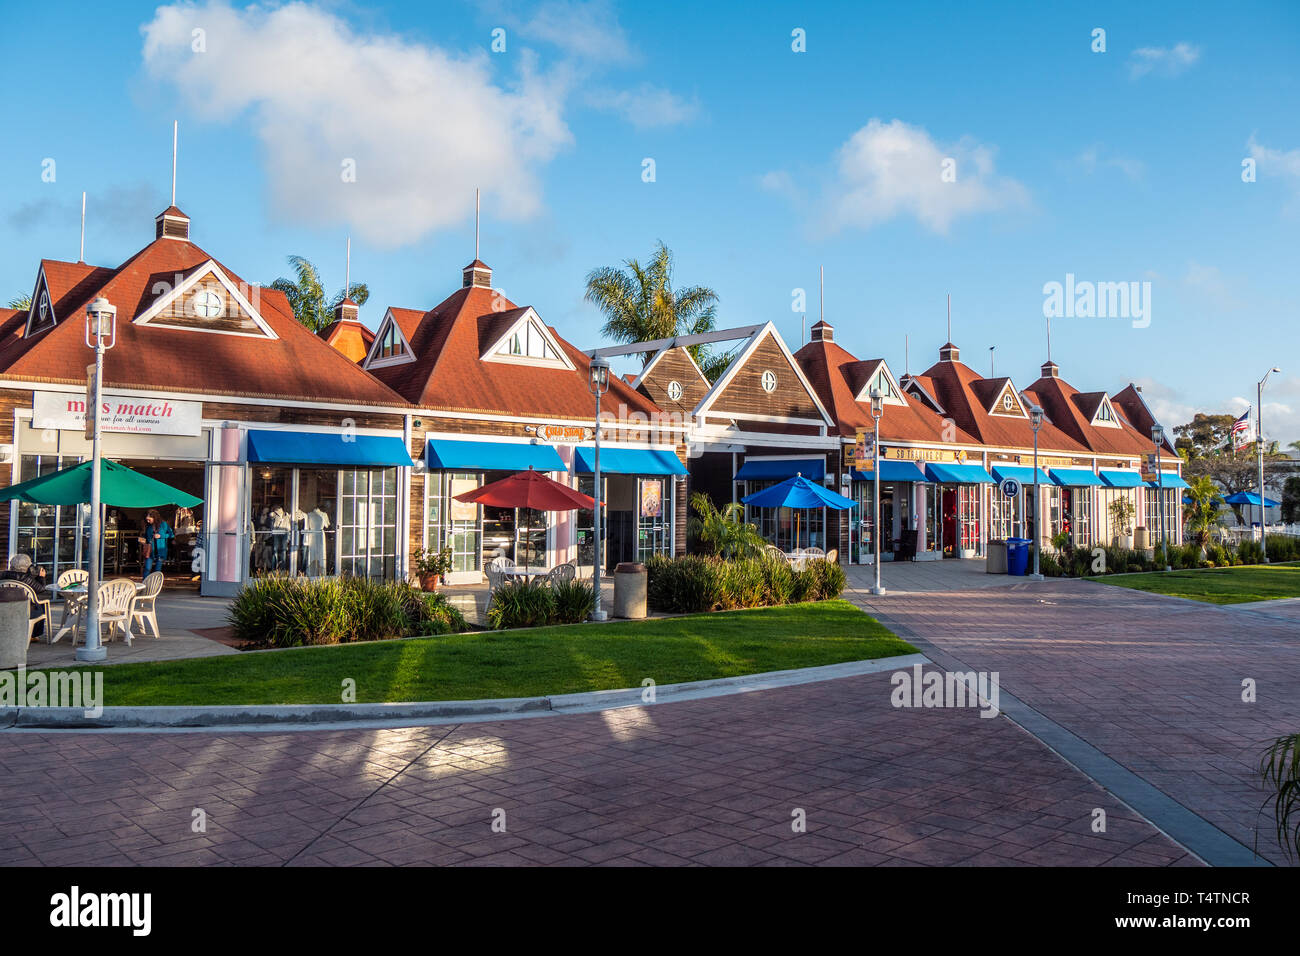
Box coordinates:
[1260,732,1300,861]
[270,256,368,333]
[1183,475,1224,548]
[8,293,31,310]
[584,241,724,378]
[689,492,766,559]
[1288,440,1300,459]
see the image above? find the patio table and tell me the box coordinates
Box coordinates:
[49,581,145,645]
[500,567,546,581]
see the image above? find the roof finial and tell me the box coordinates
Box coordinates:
[990,346,995,378]
[79,191,86,263]
[345,236,351,296]
[1046,314,1052,363]
[946,292,951,343]
[171,121,178,208]
[905,334,909,375]
[475,187,480,261]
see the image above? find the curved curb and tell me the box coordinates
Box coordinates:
[0,653,929,733]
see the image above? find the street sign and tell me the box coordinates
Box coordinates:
[1000,477,1021,499]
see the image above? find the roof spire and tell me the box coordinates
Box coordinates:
[79,191,85,264]
[946,292,951,343]
[475,187,480,262]
[171,120,178,208]
[345,236,351,294]
[905,334,909,375]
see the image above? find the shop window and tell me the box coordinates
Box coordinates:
[637,478,670,562]
[13,454,85,577]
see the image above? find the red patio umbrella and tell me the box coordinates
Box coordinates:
[454,466,598,574]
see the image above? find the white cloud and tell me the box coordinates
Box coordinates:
[1075,145,1144,181]
[1128,42,1201,79]
[796,118,1028,235]
[1131,378,1300,449]
[586,83,700,128]
[1247,134,1300,195]
[141,2,573,247]
[516,0,635,64]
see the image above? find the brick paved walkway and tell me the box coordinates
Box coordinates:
[855,579,1298,866]
[0,668,1193,866]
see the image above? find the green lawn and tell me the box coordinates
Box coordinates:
[79,600,915,706]
[1088,561,1300,605]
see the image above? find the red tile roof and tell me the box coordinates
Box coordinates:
[0,237,410,407]
[369,283,661,421]
[795,336,980,445]
[919,352,1089,453]
[318,317,375,364]
[1112,384,1178,455]
[1028,371,1166,458]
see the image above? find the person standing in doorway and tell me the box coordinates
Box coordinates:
[140,510,174,578]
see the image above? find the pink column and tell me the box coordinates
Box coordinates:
[216,425,241,582]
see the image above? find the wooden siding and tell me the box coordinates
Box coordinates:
[142,272,268,335]
[710,333,824,422]
[638,348,710,418]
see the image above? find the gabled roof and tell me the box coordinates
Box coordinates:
[1112,383,1178,455]
[920,349,1087,452]
[900,373,945,414]
[318,317,375,364]
[694,322,834,428]
[633,345,711,417]
[795,335,977,444]
[1028,370,1163,458]
[0,236,410,407]
[367,284,660,420]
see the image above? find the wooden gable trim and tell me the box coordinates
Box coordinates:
[692,322,834,429]
[133,260,278,339]
[987,380,1029,419]
[852,360,908,407]
[480,307,575,371]
[363,308,418,370]
[23,267,56,338]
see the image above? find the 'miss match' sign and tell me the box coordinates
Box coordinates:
[34,391,202,437]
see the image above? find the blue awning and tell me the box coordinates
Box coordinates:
[991,465,1052,485]
[1146,473,1189,490]
[853,460,927,482]
[924,462,994,484]
[424,438,566,472]
[735,458,825,481]
[574,446,686,475]
[1049,468,1104,487]
[1099,469,1145,488]
[247,430,413,467]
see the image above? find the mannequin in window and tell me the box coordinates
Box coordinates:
[270,506,290,571]
[304,506,331,577]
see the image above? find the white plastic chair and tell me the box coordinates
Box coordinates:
[55,568,89,630]
[485,556,508,591]
[803,547,826,561]
[546,562,576,586]
[0,580,50,642]
[92,579,138,646]
[130,571,165,639]
[824,548,839,564]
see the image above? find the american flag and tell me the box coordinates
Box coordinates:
[1231,408,1252,450]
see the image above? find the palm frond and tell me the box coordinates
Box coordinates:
[8,293,31,311]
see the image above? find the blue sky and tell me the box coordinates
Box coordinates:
[3,0,1298,443]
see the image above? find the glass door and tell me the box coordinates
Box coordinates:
[296,468,338,579]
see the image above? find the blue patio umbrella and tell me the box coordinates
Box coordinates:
[741,474,855,550]
[1223,491,1281,508]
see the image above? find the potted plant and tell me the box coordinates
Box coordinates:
[413,546,453,590]
[1108,497,1136,550]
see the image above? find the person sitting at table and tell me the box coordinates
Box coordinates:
[0,553,48,638]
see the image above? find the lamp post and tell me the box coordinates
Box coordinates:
[1028,404,1044,581]
[1152,423,1170,571]
[588,355,611,619]
[1257,367,1280,561]
[76,296,116,662]
[869,387,885,596]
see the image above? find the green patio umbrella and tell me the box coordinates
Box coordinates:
[0,459,202,507]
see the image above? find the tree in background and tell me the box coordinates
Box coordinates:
[1182,475,1224,547]
[270,256,368,333]
[8,293,31,310]
[584,241,730,381]
[1174,412,1292,508]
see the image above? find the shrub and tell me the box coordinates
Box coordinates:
[759,554,795,605]
[804,558,847,600]
[646,554,845,612]
[1206,542,1229,568]
[1266,534,1299,563]
[1237,539,1265,565]
[229,575,466,648]
[552,578,595,624]
[646,554,726,613]
[721,558,765,609]
[1039,551,1064,577]
[487,577,557,629]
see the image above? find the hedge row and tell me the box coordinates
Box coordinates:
[1040,534,1300,577]
[645,554,846,614]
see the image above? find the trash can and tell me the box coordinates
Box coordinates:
[613,562,647,620]
[985,540,1008,574]
[0,588,31,670]
[1006,537,1031,576]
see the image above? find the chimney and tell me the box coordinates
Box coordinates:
[462,259,492,289]
[1040,360,1059,378]
[810,320,833,343]
[155,205,190,241]
[939,341,960,362]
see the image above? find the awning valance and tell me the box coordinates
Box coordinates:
[991,465,1052,485]
[1147,473,1190,490]
[853,460,927,482]
[735,457,825,481]
[248,430,413,467]
[924,462,994,484]
[1049,468,1104,487]
[574,446,686,476]
[424,438,566,472]
[1099,469,1145,488]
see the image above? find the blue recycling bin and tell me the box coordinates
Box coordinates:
[1006,537,1030,576]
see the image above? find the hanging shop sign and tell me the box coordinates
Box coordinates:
[34,391,203,437]
[640,479,663,518]
[528,424,592,443]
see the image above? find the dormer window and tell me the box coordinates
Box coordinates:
[497,320,561,361]
[363,310,417,369]
[483,308,575,370]
[38,291,49,323]
[378,323,406,359]
[1091,396,1121,428]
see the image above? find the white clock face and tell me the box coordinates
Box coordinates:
[667,380,683,401]
[761,370,777,393]
[193,289,224,318]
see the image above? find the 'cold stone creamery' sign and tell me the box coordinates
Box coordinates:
[34,392,202,437]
